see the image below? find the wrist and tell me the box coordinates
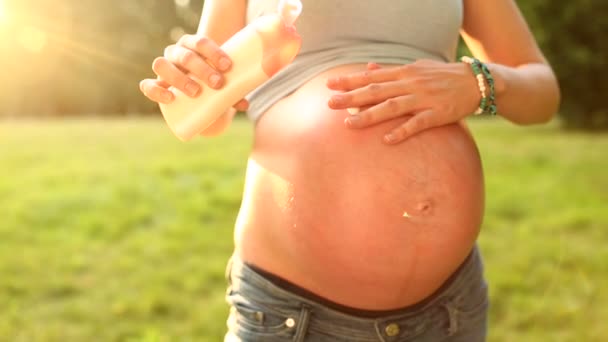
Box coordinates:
[459,62,483,114]
[460,56,498,115]
[485,63,506,96]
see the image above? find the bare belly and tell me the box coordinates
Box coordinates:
[233,64,485,310]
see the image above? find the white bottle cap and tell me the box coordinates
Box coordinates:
[278,0,302,27]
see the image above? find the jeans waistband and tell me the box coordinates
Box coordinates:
[226,246,484,340]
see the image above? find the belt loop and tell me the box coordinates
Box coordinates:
[225,255,235,300]
[373,320,389,342]
[225,255,234,285]
[293,304,312,342]
[444,302,459,336]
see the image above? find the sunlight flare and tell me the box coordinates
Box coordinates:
[0,0,7,24]
[174,0,191,7]
[18,26,48,53]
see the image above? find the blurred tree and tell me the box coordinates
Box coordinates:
[515,0,608,130]
[0,0,606,131]
[0,0,202,117]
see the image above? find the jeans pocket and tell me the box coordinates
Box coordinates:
[455,280,489,320]
[227,299,294,337]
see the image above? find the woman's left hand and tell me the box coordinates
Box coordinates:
[326,60,482,144]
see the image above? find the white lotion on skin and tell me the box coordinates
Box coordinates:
[347,107,360,115]
[159,0,303,141]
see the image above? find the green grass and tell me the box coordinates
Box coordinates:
[0,117,606,342]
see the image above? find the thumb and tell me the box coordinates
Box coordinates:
[367,62,382,70]
[234,99,249,112]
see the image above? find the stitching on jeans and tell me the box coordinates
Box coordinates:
[293,304,312,342]
[373,320,389,342]
[444,302,459,336]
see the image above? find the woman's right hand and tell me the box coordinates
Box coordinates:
[139,34,248,111]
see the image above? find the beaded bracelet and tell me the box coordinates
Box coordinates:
[479,61,498,115]
[460,56,497,115]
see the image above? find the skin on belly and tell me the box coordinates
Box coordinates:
[234,64,485,310]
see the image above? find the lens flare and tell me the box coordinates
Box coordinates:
[0,0,6,24]
[18,26,48,53]
[174,0,191,7]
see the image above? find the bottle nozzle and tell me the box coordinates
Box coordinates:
[278,0,302,27]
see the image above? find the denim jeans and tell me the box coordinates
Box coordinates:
[224,246,488,341]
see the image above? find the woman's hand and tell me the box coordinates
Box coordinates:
[139,34,248,111]
[326,60,481,144]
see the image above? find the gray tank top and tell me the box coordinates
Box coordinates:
[245,0,463,122]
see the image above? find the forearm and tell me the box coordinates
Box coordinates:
[489,62,561,125]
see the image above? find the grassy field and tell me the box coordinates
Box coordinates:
[0,117,606,342]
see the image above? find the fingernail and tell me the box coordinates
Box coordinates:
[347,115,361,126]
[329,76,343,85]
[218,57,231,71]
[331,95,345,105]
[162,92,173,102]
[209,74,222,88]
[384,133,396,143]
[185,82,200,96]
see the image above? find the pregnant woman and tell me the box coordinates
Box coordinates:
[140,0,560,341]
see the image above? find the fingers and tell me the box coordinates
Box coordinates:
[367,62,382,70]
[345,95,419,128]
[329,80,411,109]
[346,104,373,115]
[326,65,406,91]
[140,79,174,104]
[178,35,232,72]
[384,109,437,144]
[152,57,201,97]
[337,63,387,115]
[143,34,233,101]
[164,45,224,89]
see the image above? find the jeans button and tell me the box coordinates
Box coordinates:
[254,311,264,323]
[285,317,296,328]
[385,323,400,337]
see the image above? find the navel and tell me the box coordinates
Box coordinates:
[416,200,434,215]
[402,199,434,219]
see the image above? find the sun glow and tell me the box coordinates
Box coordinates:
[0,0,7,25]
[18,26,48,53]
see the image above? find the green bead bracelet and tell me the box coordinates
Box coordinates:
[460,56,497,116]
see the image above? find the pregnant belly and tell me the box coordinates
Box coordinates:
[234,64,485,310]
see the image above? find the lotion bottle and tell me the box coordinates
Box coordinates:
[159,0,303,141]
